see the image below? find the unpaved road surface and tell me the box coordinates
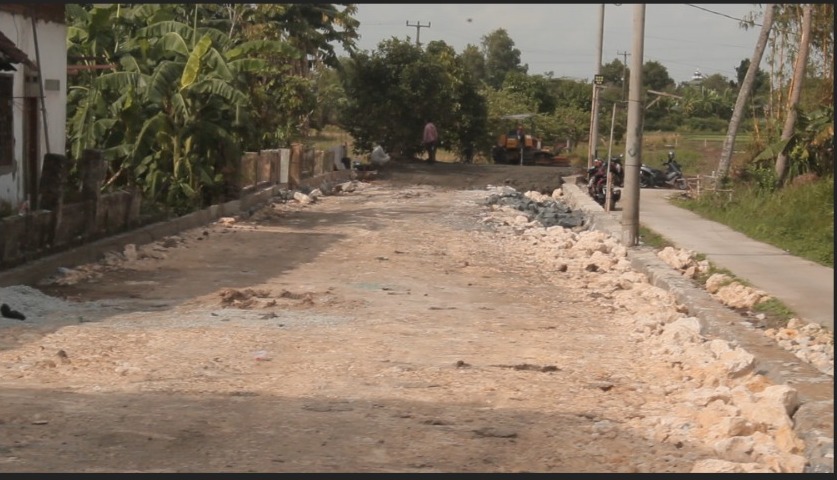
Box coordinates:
[0,162,815,472]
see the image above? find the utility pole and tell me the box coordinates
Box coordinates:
[604,101,618,212]
[406,21,430,47]
[30,16,50,155]
[588,4,605,170]
[621,5,645,247]
[617,49,630,101]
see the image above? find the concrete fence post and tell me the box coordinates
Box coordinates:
[289,143,303,189]
[258,151,271,185]
[279,149,290,184]
[81,149,105,237]
[38,153,68,247]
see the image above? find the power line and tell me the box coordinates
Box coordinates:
[685,4,791,35]
[684,4,754,25]
[684,4,796,36]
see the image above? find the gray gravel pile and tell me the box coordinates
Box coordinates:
[0,285,103,324]
[482,186,585,229]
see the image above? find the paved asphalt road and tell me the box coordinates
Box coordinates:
[622,187,834,331]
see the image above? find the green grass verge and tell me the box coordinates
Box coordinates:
[672,176,834,268]
[638,225,674,250]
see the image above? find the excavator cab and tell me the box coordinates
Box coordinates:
[492,114,553,165]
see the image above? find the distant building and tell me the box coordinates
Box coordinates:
[0,5,67,212]
[690,69,706,84]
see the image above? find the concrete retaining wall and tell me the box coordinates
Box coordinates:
[0,167,354,288]
[0,145,347,272]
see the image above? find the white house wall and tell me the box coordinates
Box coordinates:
[0,12,66,209]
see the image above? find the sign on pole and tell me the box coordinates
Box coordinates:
[594,74,604,86]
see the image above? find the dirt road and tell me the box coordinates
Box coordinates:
[0,161,811,472]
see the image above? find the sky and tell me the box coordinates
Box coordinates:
[335,4,768,84]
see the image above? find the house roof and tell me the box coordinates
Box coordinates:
[0,5,66,25]
[0,29,35,71]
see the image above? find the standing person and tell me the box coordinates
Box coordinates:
[516,124,526,163]
[423,119,438,164]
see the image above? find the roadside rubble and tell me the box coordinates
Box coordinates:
[656,246,834,378]
[0,180,830,473]
[476,184,829,473]
[483,184,833,379]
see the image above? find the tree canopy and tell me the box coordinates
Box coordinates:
[481,29,528,90]
[66,3,359,213]
[64,3,832,208]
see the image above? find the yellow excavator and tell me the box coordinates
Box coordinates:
[491,113,555,165]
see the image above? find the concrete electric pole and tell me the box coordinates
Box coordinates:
[617,50,631,101]
[406,21,430,47]
[621,4,645,247]
[587,4,606,170]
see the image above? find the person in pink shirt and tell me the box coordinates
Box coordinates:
[423,119,438,164]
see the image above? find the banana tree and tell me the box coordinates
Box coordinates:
[127,23,253,212]
[754,105,834,179]
[65,3,362,211]
[68,5,260,212]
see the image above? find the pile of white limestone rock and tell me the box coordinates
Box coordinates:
[475,185,828,473]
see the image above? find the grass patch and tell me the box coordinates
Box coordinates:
[673,176,834,267]
[638,225,674,249]
[752,298,796,329]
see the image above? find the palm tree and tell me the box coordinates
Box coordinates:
[774,4,813,188]
[715,4,776,188]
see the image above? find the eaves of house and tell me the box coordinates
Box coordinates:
[0,30,34,71]
[0,4,64,71]
[0,4,65,25]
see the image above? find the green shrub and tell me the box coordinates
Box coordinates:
[676,117,728,133]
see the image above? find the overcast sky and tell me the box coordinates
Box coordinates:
[337,4,767,84]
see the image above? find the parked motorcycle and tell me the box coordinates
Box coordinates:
[640,151,687,189]
[609,155,624,187]
[586,160,621,210]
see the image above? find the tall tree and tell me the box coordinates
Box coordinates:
[700,73,735,92]
[715,4,776,187]
[270,4,359,75]
[251,4,359,138]
[459,44,486,85]
[547,77,592,111]
[642,60,674,92]
[340,38,483,159]
[774,4,813,187]
[481,29,527,89]
[502,71,557,114]
[599,58,625,87]
[735,58,768,93]
[768,4,833,117]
